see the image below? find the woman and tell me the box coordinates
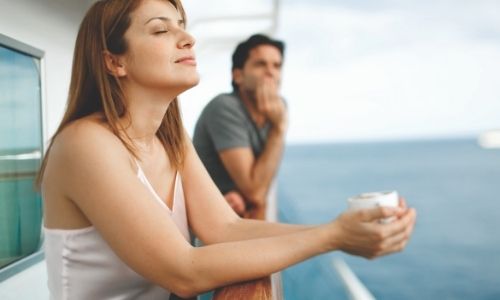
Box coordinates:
[39,0,417,299]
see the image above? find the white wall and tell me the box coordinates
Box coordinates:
[0,0,94,144]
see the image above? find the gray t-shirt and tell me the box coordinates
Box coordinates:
[193,92,270,194]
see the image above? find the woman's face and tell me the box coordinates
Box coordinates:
[120,0,199,94]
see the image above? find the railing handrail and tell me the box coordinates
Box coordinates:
[332,258,376,300]
[0,150,41,161]
[0,150,41,181]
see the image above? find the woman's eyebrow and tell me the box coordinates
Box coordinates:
[144,16,185,27]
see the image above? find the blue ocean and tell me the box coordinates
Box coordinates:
[278,138,500,300]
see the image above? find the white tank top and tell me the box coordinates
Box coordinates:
[44,165,190,300]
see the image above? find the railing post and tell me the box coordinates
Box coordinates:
[212,183,282,300]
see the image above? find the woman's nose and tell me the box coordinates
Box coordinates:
[177,30,196,49]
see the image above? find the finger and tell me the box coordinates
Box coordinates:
[267,99,278,115]
[377,219,416,256]
[263,79,279,101]
[261,82,272,112]
[228,197,245,214]
[270,89,281,107]
[234,202,246,215]
[399,197,407,209]
[377,208,416,240]
[260,79,269,112]
[358,206,404,223]
[227,198,237,208]
[255,82,266,112]
[265,79,278,101]
[380,218,415,250]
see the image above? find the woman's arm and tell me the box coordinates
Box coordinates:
[48,123,415,298]
[182,137,415,245]
[185,206,414,296]
[181,136,416,297]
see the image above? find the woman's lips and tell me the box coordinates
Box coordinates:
[175,56,197,66]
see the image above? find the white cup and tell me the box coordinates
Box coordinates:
[347,190,399,224]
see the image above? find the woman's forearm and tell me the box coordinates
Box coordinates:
[167,206,416,298]
[214,218,315,243]
[185,223,334,295]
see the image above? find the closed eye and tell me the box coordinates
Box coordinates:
[155,30,168,34]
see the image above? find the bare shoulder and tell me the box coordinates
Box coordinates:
[53,115,122,150]
[42,115,136,227]
[44,115,134,190]
[50,115,130,166]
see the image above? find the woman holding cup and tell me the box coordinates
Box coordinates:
[38,0,417,298]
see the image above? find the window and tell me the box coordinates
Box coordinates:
[0,33,44,272]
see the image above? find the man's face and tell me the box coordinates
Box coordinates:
[234,44,283,95]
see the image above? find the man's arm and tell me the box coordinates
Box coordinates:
[218,125,285,214]
[220,79,287,218]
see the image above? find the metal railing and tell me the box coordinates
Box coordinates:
[0,151,41,181]
[332,258,376,300]
[213,183,282,300]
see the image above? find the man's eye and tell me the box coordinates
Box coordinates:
[155,30,168,34]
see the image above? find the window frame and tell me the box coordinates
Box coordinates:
[0,33,46,282]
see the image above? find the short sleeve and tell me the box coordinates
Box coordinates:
[204,96,252,152]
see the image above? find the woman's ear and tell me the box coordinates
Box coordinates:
[103,51,127,77]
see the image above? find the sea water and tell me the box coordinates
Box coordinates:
[278,138,500,300]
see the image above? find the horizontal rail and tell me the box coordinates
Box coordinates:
[0,151,41,161]
[0,151,41,180]
[0,171,38,181]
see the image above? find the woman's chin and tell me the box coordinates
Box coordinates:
[188,74,200,87]
[182,75,200,90]
[172,77,199,96]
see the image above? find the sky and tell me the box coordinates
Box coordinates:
[181,0,500,144]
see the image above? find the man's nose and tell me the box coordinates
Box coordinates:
[264,65,277,77]
[265,65,273,75]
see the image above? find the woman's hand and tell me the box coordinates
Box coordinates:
[329,204,416,259]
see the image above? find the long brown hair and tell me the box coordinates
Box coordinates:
[36,0,187,187]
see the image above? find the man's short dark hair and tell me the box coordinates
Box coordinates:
[231,34,285,91]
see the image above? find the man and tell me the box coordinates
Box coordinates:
[193,34,287,219]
